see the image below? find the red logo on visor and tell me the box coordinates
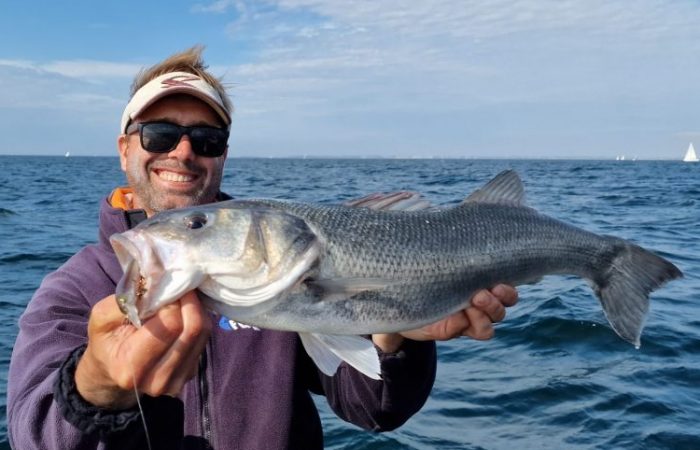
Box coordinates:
[161,75,200,89]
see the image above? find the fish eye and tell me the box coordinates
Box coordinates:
[185,213,208,230]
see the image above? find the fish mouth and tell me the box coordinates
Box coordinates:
[110,232,162,327]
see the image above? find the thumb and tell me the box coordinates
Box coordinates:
[87,294,133,337]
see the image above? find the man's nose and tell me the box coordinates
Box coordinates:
[167,135,196,160]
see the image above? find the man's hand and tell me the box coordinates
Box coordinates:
[373,284,518,353]
[75,291,212,409]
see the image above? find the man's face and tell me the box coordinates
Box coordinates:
[118,95,228,216]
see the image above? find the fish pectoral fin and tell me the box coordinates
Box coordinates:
[307,277,394,302]
[299,332,381,380]
[463,170,526,206]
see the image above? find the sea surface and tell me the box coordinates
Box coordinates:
[0,156,698,449]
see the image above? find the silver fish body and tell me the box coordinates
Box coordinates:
[110,171,682,378]
[208,197,678,343]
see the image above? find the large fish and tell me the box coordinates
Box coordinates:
[110,171,682,379]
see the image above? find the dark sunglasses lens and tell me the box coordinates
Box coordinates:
[189,128,228,157]
[140,123,181,153]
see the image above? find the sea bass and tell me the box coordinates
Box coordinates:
[110,171,682,379]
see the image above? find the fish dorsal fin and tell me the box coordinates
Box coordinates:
[344,191,436,211]
[463,170,526,206]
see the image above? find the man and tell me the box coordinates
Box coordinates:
[7,46,518,449]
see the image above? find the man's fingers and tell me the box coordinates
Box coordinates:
[491,284,518,306]
[471,290,507,323]
[398,285,518,343]
[179,291,212,344]
[464,307,494,340]
[137,292,211,396]
[440,311,471,340]
[121,301,184,387]
[78,292,211,404]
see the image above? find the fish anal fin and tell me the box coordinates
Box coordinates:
[299,332,381,379]
[463,170,526,206]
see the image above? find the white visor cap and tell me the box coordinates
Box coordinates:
[120,71,231,133]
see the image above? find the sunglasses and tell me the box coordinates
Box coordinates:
[125,121,229,157]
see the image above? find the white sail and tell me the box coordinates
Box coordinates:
[683,143,699,162]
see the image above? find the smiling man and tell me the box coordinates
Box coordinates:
[118,71,232,215]
[7,46,518,450]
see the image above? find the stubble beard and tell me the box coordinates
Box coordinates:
[127,161,223,215]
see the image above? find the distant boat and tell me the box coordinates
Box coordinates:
[683,143,698,162]
[65,151,70,158]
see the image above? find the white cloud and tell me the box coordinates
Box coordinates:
[0,62,128,112]
[192,0,241,14]
[0,58,139,82]
[220,1,700,101]
[271,0,697,40]
[42,61,141,80]
[3,0,700,157]
[57,92,124,109]
[0,59,38,71]
[203,0,700,157]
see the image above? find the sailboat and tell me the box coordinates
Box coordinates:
[683,143,699,162]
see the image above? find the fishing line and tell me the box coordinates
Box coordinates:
[129,358,153,450]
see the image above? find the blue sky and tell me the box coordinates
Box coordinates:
[1,0,699,159]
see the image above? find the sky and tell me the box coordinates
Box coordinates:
[1,0,699,159]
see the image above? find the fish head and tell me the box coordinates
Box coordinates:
[110,201,320,325]
[110,206,220,325]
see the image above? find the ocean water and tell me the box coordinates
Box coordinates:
[0,156,698,449]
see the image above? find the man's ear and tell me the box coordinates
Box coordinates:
[117,134,129,172]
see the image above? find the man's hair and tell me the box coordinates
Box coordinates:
[129,45,233,114]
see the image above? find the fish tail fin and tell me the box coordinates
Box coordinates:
[593,241,682,347]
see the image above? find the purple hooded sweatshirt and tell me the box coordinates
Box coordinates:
[7,193,437,450]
